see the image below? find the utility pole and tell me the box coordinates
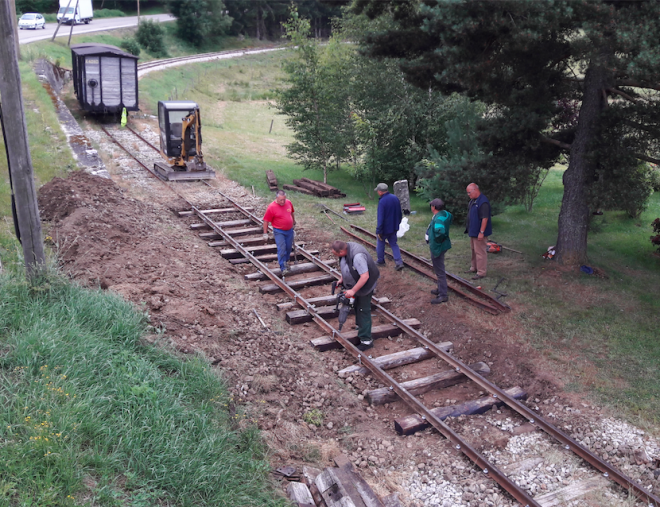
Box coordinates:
[137,0,140,25]
[67,0,80,47]
[51,0,74,42]
[0,1,46,279]
[9,0,19,60]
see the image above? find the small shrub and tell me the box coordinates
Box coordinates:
[651,218,660,253]
[302,409,323,427]
[136,19,168,58]
[649,169,660,192]
[120,37,141,57]
[94,9,125,19]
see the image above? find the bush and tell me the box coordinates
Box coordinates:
[94,9,125,19]
[652,218,660,253]
[119,37,141,57]
[136,19,168,57]
[649,168,660,192]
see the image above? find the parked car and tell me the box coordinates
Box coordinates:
[18,13,46,30]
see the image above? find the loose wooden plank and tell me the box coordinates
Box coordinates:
[300,177,342,194]
[245,261,331,280]
[366,362,491,405]
[178,206,254,217]
[286,305,348,325]
[293,179,330,197]
[283,184,317,196]
[208,236,266,248]
[535,476,608,507]
[260,274,336,293]
[287,482,315,507]
[199,231,223,239]
[277,295,389,312]
[222,226,263,237]
[221,242,304,260]
[266,170,278,190]
[394,386,527,435]
[311,319,421,352]
[315,469,362,507]
[190,218,253,230]
[338,342,453,376]
[332,456,385,507]
[229,250,319,265]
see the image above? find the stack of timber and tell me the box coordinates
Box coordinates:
[286,455,403,507]
[283,178,346,198]
[266,170,279,191]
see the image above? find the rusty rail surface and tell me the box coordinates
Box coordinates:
[106,127,660,507]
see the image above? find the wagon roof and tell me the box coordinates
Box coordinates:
[71,43,138,59]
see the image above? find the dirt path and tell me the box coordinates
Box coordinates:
[36,117,660,506]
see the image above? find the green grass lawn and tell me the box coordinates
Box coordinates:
[0,265,285,506]
[22,23,277,69]
[141,51,660,426]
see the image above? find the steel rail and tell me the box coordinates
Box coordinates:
[349,224,510,313]
[126,125,160,152]
[110,134,654,506]
[100,126,164,181]
[340,226,501,315]
[191,203,541,507]
[212,188,660,507]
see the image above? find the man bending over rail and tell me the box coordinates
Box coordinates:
[331,240,380,351]
[263,190,296,276]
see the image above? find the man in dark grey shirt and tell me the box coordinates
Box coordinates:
[331,240,380,351]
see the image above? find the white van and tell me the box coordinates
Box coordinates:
[57,0,93,25]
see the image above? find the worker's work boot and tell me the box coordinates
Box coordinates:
[431,297,448,304]
[357,341,374,351]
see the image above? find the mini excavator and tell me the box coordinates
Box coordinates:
[155,100,215,181]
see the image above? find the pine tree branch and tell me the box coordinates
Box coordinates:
[607,87,639,103]
[634,153,660,166]
[623,119,660,138]
[540,135,572,150]
[616,80,660,92]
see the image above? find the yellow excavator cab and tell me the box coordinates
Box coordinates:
[155,100,215,181]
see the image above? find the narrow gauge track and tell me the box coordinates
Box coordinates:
[136,46,284,77]
[101,125,660,507]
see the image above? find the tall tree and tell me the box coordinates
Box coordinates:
[354,0,660,265]
[275,11,351,183]
[167,0,231,47]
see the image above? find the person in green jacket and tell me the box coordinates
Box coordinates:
[426,198,453,304]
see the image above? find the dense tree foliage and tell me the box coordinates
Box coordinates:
[135,18,167,57]
[354,0,660,264]
[276,10,468,192]
[167,0,231,46]
[224,0,342,40]
[15,0,57,14]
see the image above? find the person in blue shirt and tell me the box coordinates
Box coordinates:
[426,198,452,304]
[374,183,404,271]
[464,183,492,280]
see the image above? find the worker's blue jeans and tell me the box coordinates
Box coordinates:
[376,232,403,266]
[273,227,294,271]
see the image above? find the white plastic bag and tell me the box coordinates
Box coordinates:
[397,217,410,238]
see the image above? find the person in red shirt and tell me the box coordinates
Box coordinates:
[263,190,296,275]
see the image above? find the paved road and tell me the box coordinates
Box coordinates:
[19,13,175,45]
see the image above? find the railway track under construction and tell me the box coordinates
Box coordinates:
[100,124,660,507]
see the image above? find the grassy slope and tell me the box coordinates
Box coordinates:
[22,23,276,69]
[0,267,285,506]
[140,51,660,425]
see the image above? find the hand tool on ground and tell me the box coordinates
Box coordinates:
[253,309,268,329]
[315,203,348,221]
[489,239,523,254]
[491,277,508,300]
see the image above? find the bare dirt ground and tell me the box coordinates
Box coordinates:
[36,117,660,506]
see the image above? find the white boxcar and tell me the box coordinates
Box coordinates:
[71,44,139,114]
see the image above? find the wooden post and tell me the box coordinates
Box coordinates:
[9,0,19,60]
[67,0,80,47]
[137,0,140,25]
[51,0,74,42]
[269,119,273,133]
[0,2,46,279]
